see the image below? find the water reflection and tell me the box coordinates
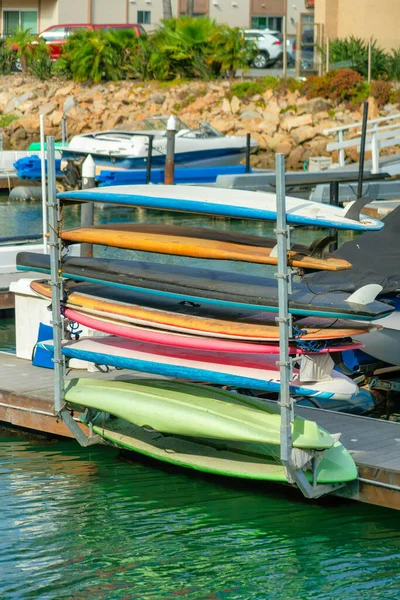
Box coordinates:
[0,433,399,600]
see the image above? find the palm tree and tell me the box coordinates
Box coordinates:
[187,0,194,17]
[162,0,173,20]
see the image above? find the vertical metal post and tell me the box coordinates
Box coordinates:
[81,155,96,258]
[164,115,176,185]
[40,115,48,253]
[371,123,379,174]
[295,21,302,78]
[146,135,153,184]
[338,130,345,167]
[61,115,68,146]
[245,133,251,173]
[357,101,369,199]
[326,37,330,73]
[282,15,287,79]
[368,38,372,84]
[275,153,293,467]
[46,136,64,413]
[0,133,3,151]
[329,181,339,252]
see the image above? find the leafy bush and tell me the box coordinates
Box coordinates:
[56,28,139,83]
[27,39,53,80]
[370,79,394,106]
[209,25,255,78]
[305,69,365,102]
[328,36,388,80]
[386,47,400,81]
[0,113,19,127]
[0,38,16,74]
[230,81,265,99]
[6,27,36,72]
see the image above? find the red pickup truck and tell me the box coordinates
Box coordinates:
[39,23,145,60]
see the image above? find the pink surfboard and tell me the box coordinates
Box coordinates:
[65,308,363,355]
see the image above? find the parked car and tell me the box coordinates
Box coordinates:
[244,29,294,69]
[244,29,284,68]
[39,23,145,60]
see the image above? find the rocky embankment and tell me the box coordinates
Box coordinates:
[0,75,398,169]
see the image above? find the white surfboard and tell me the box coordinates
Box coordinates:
[58,185,383,231]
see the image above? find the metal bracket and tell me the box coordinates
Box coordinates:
[59,408,103,447]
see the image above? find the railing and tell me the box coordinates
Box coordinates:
[324,113,400,173]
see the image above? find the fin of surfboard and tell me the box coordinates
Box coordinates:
[308,236,336,258]
[343,196,372,221]
[346,284,383,305]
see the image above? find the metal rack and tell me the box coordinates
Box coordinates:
[45,135,349,499]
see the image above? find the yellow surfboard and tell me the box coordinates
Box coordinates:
[31,279,374,342]
[58,224,352,271]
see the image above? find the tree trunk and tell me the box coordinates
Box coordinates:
[187,0,194,17]
[162,0,173,20]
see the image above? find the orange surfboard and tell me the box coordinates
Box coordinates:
[58,224,352,271]
[31,279,375,342]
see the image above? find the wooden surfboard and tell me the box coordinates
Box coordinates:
[58,224,352,271]
[31,279,377,342]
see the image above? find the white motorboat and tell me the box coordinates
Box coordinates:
[61,117,257,173]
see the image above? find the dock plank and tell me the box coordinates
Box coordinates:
[0,352,399,509]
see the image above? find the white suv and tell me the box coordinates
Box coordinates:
[244,29,284,69]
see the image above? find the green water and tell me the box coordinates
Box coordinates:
[2,199,399,599]
[0,431,399,600]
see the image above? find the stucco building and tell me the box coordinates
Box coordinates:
[0,0,314,36]
[315,0,400,49]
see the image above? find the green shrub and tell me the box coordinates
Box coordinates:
[386,47,400,82]
[370,79,394,106]
[0,38,16,75]
[209,25,255,78]
[328,36,388,80]
[262,75,279,89]
[0,113,19,127]
[27,39,53,80]
[230,81,265,99]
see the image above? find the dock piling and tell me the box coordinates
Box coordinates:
[164,116,176,185]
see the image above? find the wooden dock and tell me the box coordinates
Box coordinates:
[0,351,399,511]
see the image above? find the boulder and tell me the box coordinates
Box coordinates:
[275,141,292,156]
[0,92,12,112]
[230,96,241,115]
[286,146,304,169]
[55,83,75,97]
[210,118,236,135]
[221,98,232,114]
[63,96,76,114]
[281,113,313,132]
[39,101,57,116]
[240,111,262,121]
[150,91,166,105]
[258,120,278,136]
[291,125,316,144]
[297,97,332,114]
[251,132,268,149]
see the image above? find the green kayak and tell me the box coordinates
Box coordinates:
[65,378,334,450]
[91,417,358,484]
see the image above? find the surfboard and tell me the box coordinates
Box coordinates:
[58,223,352,271]
[64,307,363,354]
[41,336,360,400]
[91,418,357,484]
[65,379,334,449]
[18,253,393,321]
[57,185,383,231]
[31,280,378,342]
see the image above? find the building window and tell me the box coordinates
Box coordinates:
[137,11,151,25]
[251,16,283,32]
[3,10,38,35]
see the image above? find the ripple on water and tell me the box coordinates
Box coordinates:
[0,434,399,600]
